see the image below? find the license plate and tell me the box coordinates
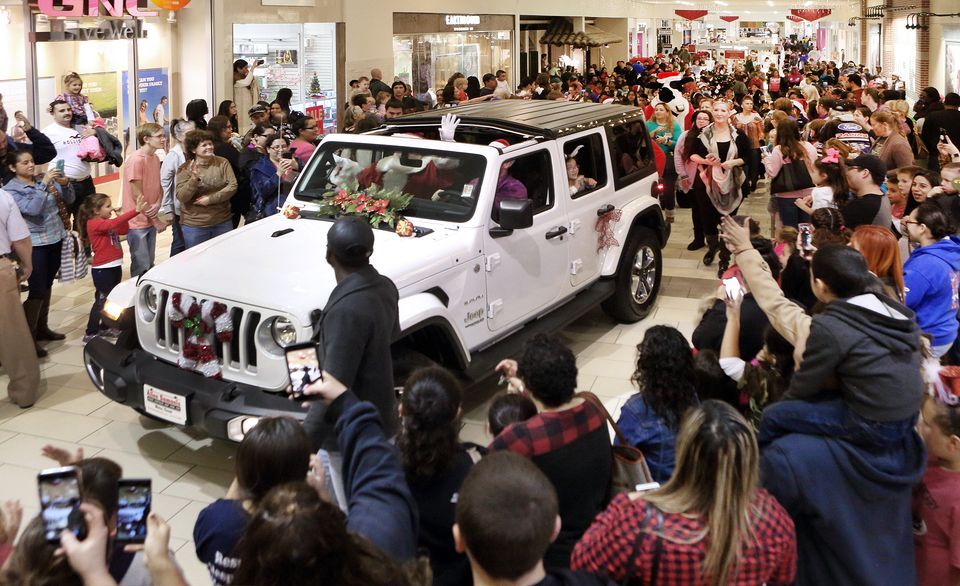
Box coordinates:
[143,384,188,425]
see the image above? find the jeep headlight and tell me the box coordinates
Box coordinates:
[271,317,297,346]
[144,285,159,313]
[139,285,159,321]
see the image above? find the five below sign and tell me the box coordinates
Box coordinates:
[38,0,159,18]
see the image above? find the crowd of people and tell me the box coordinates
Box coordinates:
[0,36,959,586]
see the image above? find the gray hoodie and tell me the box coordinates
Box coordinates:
[784,293,923,421]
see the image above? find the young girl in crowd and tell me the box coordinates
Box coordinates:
[80,193,145,344]
[733,96,763,193]
[487,392,537,437]
[915,388,960,586]
[795,147,848,215]
[886,169,907,219]
[54,72,95,129]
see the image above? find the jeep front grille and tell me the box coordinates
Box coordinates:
[152,288,260,374]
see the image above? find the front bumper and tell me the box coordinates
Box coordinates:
[83,337,307,441]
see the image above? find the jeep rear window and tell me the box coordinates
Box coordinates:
[293,142,486,223]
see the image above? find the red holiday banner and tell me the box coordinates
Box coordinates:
[675,9,709,20]
[720,16,740,22]
[790,8,832,21]
[786,15,803,22]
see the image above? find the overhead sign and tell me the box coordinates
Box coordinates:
[444,15,480,26]
[31,19,149,42]
[38,0,159,18]
[790,8,832,21]
[675,10,709,21]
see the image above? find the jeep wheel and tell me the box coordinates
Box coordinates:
[602,227,662,323]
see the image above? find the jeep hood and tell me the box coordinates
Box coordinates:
[142,214,477,318]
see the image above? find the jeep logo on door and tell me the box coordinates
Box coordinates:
[39,0,159,18]
[464,308,484,328]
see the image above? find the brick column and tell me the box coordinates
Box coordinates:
[882,0,930,94]
[860,0,869,65]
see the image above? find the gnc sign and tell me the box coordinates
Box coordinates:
[38,0,160,18]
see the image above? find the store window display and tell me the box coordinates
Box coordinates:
[233,23,339,135]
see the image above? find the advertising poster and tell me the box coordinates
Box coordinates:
[122,68,170,136]
[82,72,119,120]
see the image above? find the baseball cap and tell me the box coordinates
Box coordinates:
[327,216,374,264]
[847,154,887,181]
[248,104,268,116]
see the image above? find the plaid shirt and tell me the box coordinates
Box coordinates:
[489,399,606,457]
[571,491,797,586]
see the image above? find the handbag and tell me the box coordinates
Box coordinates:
[577,391,655,495]
[770,156,814,194]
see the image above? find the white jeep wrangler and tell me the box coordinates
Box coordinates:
[83,101,667,441]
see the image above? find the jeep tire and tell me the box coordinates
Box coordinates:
[602,227,662,323]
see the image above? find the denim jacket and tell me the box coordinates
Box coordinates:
[615,394,679,484]
[4,175,74,246]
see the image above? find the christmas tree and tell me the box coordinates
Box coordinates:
[310,73,321,94]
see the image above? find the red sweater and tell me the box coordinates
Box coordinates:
[87,210,140,268]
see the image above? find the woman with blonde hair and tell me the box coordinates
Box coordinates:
[571,400,797,585]
[849,224,905,301]
[869,110,914,169]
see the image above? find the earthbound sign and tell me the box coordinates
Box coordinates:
[38,0,159,18]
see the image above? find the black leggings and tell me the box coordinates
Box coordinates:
[28,241,62,300]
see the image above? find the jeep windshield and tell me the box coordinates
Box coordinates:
[293,141,486,223]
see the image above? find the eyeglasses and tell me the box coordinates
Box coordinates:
[269,145,285,150]
[901,218,920,226]
[149,134,164,139]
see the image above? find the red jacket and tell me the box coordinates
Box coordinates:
[87,210,140,268]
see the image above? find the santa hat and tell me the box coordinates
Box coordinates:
[601,97,616,105]
[488,139,510,151]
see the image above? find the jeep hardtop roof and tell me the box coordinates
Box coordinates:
[380,100,646,140]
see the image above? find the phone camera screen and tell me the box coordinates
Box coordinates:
[286,346,322,397]
[117,482,151,543]
[39,474,82,542]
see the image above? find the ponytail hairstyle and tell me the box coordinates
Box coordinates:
[811,244,887,299]
[811,207,849,247]
[77,193,112,250]
[870,110,904,136]
[915,201,956,240]
[813,148,849,206]
[397,367,463,478]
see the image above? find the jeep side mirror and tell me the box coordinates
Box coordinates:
[490,199,533,238]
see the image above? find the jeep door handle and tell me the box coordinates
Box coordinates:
[545,226,568,240]
[597,204,615,216]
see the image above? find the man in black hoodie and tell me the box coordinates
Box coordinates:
[759,245,923,446]
[757,245,926,585]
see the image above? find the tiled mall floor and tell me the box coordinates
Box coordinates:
[0,185,770,585]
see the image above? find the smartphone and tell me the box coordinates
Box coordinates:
[722,276,743,301]
[285,342,322,400]
[799,222,814,250]
[38,466,85,543]
[941,129,950,144]
[114,479,151,544]
[55,159,65,173]
[281,149,295,160]
[256,58,265,66]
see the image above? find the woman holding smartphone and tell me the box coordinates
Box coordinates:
[4,150,74,357]
[249,136,299,221]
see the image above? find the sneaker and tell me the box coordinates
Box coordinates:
[82,334,97,344]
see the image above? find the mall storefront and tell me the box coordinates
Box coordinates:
[1,0,182,182]
[392,13,515,96]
